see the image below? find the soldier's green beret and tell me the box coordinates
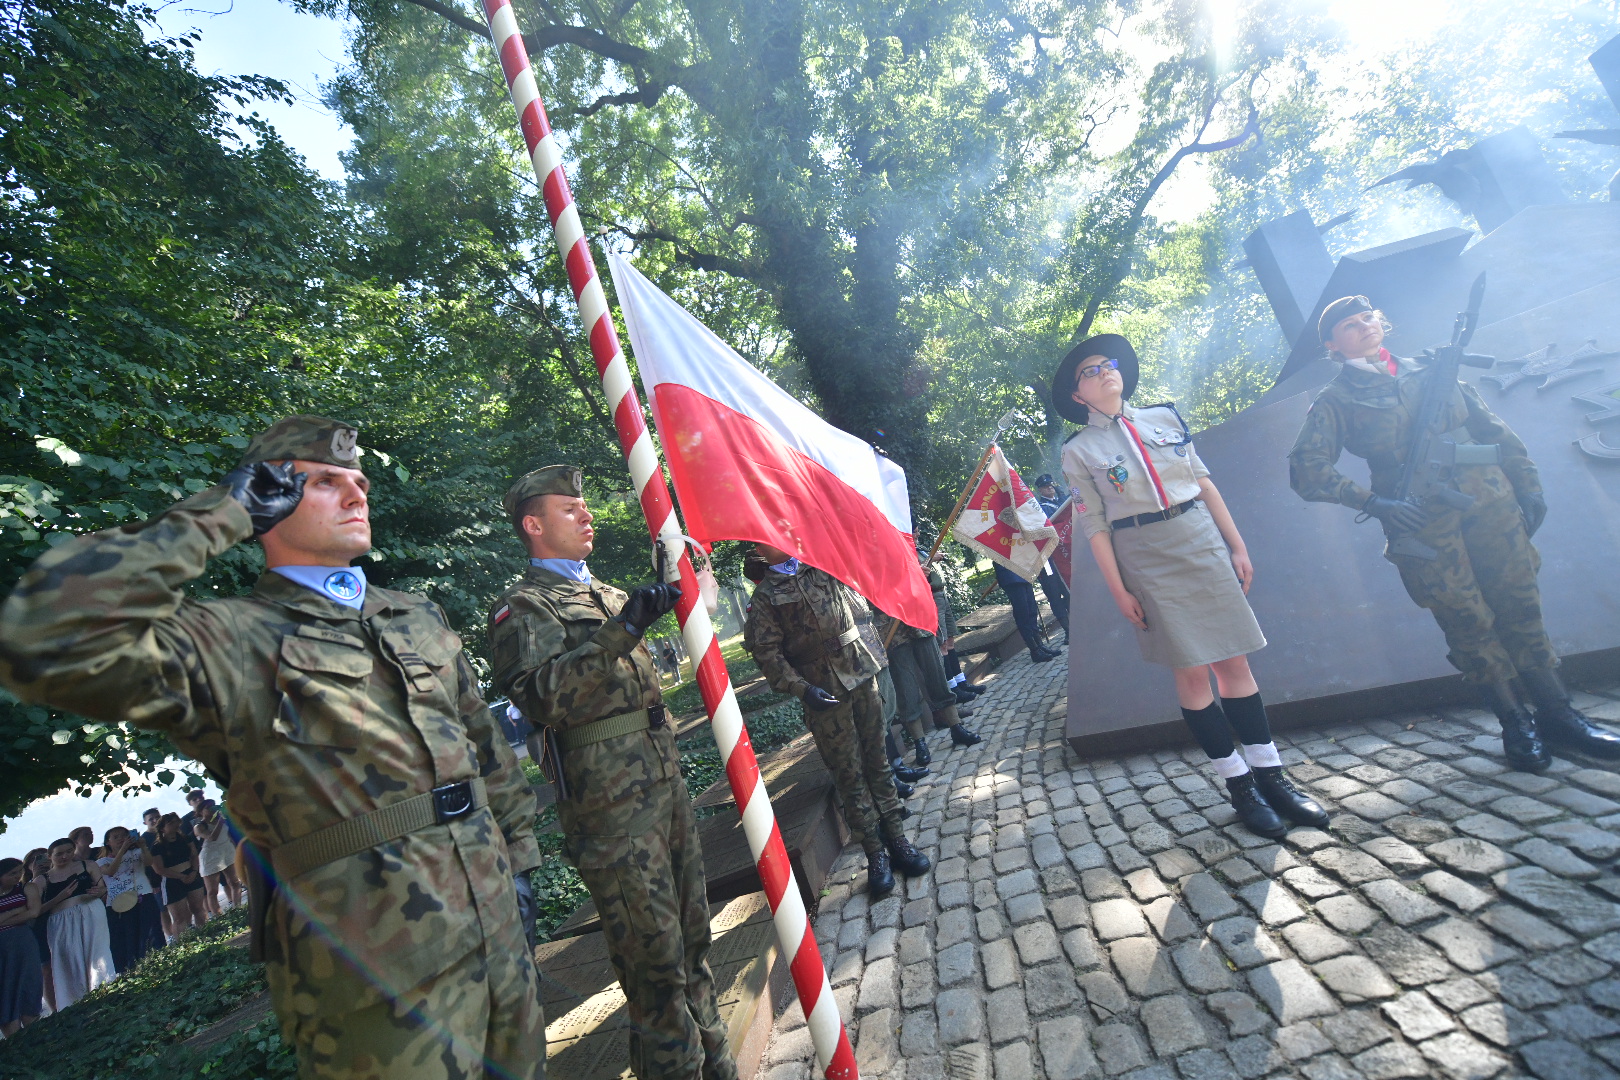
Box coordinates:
[504,466,584,521]
[239,415,362,468]
[1319,295,1373,342]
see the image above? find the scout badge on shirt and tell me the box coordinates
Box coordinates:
[324,569,363,603]
[1106,464,1129,493]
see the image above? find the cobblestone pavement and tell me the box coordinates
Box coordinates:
[760,650,1620,1080]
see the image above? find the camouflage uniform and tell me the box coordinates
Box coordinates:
[0,418,544,1080]
[743,565,902,854]
[1288,363,1555,684]
[488,469,734,1080]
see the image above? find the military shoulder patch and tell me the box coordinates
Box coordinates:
[492,605,511,626]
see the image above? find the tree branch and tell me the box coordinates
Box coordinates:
[614,225,768,282]
[400,0,490,39]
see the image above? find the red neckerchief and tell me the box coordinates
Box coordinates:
[1380,347,1396,376]
[1116,413,1170,511]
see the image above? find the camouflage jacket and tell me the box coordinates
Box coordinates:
[486,565,678,827]
[0,486,539,1020]
[929,567,956,641]
[1288,361,1540,510]
[744,565,882,699]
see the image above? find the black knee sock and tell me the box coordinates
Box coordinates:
[1181,702,1236,760]
[1221,693,1272,747]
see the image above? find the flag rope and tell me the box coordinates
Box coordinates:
[476,3,857,1077]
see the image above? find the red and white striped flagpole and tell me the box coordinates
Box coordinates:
[477,4,858,1078]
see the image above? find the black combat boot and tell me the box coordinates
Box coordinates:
[893,777,914,799]
[1029,644,1056,663]
[1252,767,1330,828]
[950,724,982,747]
[892,759,929,783]
[1484,679,1552,772]
[960,682,986,697]
[1226,772,1287,839]
[913,737,932,767]
[886,836,931,877]
[953,685,976,705]
[1520,669,1620,760]
[867,850,895,898]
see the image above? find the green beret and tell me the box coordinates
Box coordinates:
[238,415,361,468]
[504,465,584,521]
[1319,295,1373,343]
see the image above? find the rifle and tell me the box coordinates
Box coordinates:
[1385,272,1501,560]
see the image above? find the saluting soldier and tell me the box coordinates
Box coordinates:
[1289,297,1620,771]
[743,543,931,898]
[0,416,545,1079]
[486,466,736,1080]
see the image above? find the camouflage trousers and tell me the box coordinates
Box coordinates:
[561,773,736,1080]
[280,933,545,1080]
[802,677,904,855]
[886,634,956,741]
[1385,491,1557,685]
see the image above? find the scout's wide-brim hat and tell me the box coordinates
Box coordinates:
[1050,334,1139,425]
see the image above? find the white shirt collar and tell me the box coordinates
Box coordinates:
[271,565,368,609]
[533,558,591,583]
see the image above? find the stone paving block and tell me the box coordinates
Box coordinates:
[1082,868,1128,900]
[937,940,977,987]
[1454,813,1531,845]
[1237,879,1308,926]
[1176,1047,1239,1080]
[1478,904,1576,952]
[1428,977,1493,1012]
[1419,870,1491,914]
[898,925,933,966]
[1110,935,1182,996]
[1315,894,1382,935]
[1125,868,1169,902]
[1488,794,1562,825]
[903,960,937,1009]
[1416,1030,1509,1080]
[1245,844,1298,876]
[1151,847,1204,881]
[1142,896,1199,943]
[1315,776,1368,800]
[983,936,1019,990]
[1173,938,1237,992]
[1341,792,1410,821]
[866,926,898,962]
[831,948,864,987]
[1360,879,1446,926]
[1350,1040,1431,1080]
[1458,1001,1547,1048]
[1380,989,1454,1041]
[1360,836,1432,873]
[1182,872,1240,922]
[1038,1015,1101,1080]
[1051,893,1089,931]
[1570,768,1620,798]
[1380,779,1437,805]
[1249,957,1340,1023]
[1542,1002,1620,1040]
[1409,761,1467,786]
[993,1040,1033,1080]
[1283,920,1355,962]
[1092,897,1149,941]
[985,985,1030,1045]
[1537,820,1620,861]
[1511,836,1600,880]
[993,847,1032,874]
[1181,830,1240,865]
[1316,846,1398,885]
[1315,955,1400,1002]
[974,878,1001,910]
[1281,865,1344,899]
[1494,865,1620,935]
[1519,1038,1619,1080]
[1542,786,1620,817]
[1428,837,1519,879]
[1214,858,1262,886]
[1079,969,1130,1022]
[1043,866,1080,897]
[1210,917,1286,969]
[1033,834,1067,869]
[1421,917,1519,974]
[1384,815,1455,844]
[1276,1021,1334,1061]
[1206,990,1270,1037]
[1108,843,1150,874]
[937,987,984,1046]
[1531,948,1612,988]
[939,880,972,910]
[1320,1009,1395,1055]
[1014,920,1061,965]
[996,868,1038,901]
[1026,961,1082,1015]
[1359,926,1456,987]
[1092,1023,1148,1075]
[977,907,1008,942]
[1140,994,1208,1056]
[856,1007,898,1074]
[1005,891,1046,926]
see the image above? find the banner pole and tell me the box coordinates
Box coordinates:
[477,4,857,1076]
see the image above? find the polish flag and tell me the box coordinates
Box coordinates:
[610,256,937,632]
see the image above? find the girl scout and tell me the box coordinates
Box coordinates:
[1054,334,1327,838]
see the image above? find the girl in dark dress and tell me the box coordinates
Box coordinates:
[0,857,44,1035]
[152,813,206,935]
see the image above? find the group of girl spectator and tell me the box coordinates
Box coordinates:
[0,791,242,1037]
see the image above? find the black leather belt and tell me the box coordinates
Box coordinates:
[1111,498,1199,531]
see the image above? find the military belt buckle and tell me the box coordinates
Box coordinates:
[648,704,667,729]
[432,781,475,824]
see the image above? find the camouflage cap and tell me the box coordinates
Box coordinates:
[239,415,362,468]
[504,465,584,521]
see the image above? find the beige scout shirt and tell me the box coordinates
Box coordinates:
[1061,402,1210,540]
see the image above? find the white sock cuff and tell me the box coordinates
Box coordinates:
[1241,742,1283,769]
[948,674,964,687]
[1211,750,1250,779]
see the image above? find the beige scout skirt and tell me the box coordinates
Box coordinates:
[1110,502,1266,668]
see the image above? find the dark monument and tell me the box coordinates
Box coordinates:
[1066,195,1620,754]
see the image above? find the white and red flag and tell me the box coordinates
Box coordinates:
[950,447,1059,582]
[610,256,937,632]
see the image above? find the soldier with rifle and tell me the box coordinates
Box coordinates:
[1289,284,1620,771]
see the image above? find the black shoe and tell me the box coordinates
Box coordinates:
[899,805,912,819]
[892,761,929,783]
[962,683,986,697]
[886,836,931,877]
[1520,669,1620,759]
[867,850,895,898]
[1252,766,1330,828]
[1029,646,1055,664]
[893,777,914,799]
[1484,679,1552,772]
[1226,772,1287,839]
[950,723,982,747]
[953,686,976,706]
[913,737,932,767]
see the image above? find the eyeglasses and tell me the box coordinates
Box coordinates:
[1078,358,1121,380]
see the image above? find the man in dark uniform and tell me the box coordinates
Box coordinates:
[0,416,545,1079]
[1032,475,1072,646]
[743,543,931,898]
[1290,297,1620,770]
[486,466,737,1080]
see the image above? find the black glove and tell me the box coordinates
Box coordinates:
[615,581,682,636]
[513,872,538,952]
[1361,496,1428,533]
[1517,492,1547,538]
[802,685,841,712]
[223,461,306,536]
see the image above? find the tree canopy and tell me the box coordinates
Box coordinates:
[2,0,1617,819]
